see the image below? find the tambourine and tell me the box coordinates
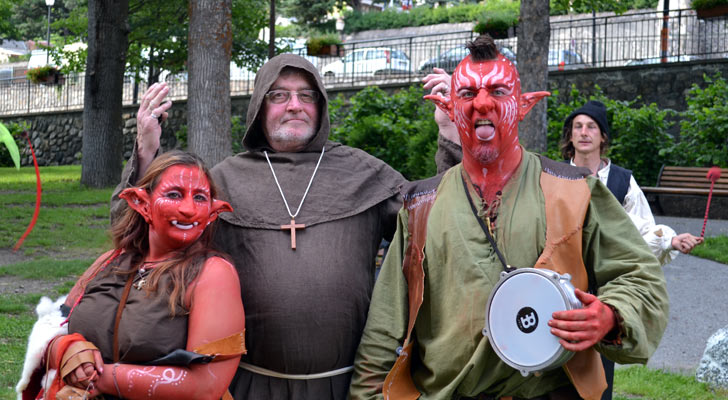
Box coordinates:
[482,268,582,376]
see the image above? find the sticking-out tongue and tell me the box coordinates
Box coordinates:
[475,124,495,141]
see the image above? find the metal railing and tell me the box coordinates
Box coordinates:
[1,8,725,116]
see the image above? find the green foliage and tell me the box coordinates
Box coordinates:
[25,65,60,83]
[343,2,519,33]
[231,116,246,154]
[0,0,76,41]
[329,85,438,180]
[281,0,336,25]
[692,0,728,10]
[0,122,19,169]
[47,0,270,83]
[546,85,675,185]
[614,365,728,399]
[473,8,519,35]
[667,73,728,167]
[306,32,342,55]
[549,0,657,16]
[691,234,728,264]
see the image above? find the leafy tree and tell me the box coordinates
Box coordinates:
[49,0,268,82]
[0,0,75,41]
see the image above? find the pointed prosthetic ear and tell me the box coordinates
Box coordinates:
[207,199,233,224]
[119,187,152,223]
[424,94,454,121]
[519,91,551,120]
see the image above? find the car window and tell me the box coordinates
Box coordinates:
[368,50,384,60]
[393,50,408,60]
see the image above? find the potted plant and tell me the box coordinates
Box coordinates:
[473,9,518,39]
[692,0,728,18]
[26,65,65,85]
[306,33,343,57]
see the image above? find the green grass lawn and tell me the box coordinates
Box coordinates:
[1,165,727,399]
[692,235,728,264]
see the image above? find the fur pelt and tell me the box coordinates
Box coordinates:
[16,295,68,400]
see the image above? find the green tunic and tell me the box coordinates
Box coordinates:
[349,151,669,400]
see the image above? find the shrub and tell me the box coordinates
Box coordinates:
[668,73,728,167]
[26,66,60,84]
[473,8,519,35]
[546,85,675,185]
[329,85,438,180]
[306,33,342,56]
[343,2,518,33]
[691,0,728,10]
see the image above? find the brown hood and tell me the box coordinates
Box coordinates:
[243,54,331,153]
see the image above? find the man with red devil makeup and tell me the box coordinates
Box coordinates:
[349,35,668,400]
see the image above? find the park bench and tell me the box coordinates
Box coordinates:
[641,166,728,217]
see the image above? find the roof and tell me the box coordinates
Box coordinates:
[0,39,29,54]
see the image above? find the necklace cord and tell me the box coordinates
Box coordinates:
[461,174,513,273]
[264,147,326,219]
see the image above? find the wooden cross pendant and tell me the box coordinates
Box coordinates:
[281,218,305,250]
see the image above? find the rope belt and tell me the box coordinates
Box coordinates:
[238,361,354,380]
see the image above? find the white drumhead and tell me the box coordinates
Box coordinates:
[487,270,570,368]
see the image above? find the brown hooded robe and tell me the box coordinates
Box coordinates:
[196,55,405,400]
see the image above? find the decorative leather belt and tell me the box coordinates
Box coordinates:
[238,361,354,380]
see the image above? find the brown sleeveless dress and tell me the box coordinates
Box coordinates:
[68,255,188,363]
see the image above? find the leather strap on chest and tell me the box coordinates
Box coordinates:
[383,167,605,400]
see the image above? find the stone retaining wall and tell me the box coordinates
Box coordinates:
[2,59,727,167]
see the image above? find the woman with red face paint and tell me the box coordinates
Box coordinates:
[561,101,703,267]
[19,150,245,400]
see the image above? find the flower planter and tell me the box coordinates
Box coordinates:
[475,26,516,40]
[307,44,343,57]
[696,4,728,18]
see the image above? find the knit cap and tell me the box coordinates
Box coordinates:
[564,100,610,138]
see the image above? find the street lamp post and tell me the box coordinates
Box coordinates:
[45,0,55,65]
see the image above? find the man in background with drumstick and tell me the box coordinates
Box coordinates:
[349,34,668,400]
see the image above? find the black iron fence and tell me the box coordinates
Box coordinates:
[1,8,725,116]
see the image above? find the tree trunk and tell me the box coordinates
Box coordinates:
[188,0,232,166]
[81,0,129,188]
[517,0,550,153]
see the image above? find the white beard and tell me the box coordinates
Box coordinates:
[16,295,68,400]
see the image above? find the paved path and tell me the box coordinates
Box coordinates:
[623,216,728,374]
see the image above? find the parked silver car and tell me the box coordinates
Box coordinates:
[321,47,410,78]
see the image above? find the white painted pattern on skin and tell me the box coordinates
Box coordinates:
[127,367,188,397]
[452,57,520,145]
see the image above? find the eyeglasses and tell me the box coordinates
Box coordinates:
[265,89,320,104]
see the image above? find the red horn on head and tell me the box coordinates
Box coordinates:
[707,166,722,182]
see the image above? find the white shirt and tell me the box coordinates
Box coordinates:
[571,158,678,265]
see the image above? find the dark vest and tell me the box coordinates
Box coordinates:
[606,164,632,205]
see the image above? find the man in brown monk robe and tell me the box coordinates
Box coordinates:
[111,54,458,399]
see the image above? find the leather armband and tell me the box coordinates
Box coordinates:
[60,341,99,380]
